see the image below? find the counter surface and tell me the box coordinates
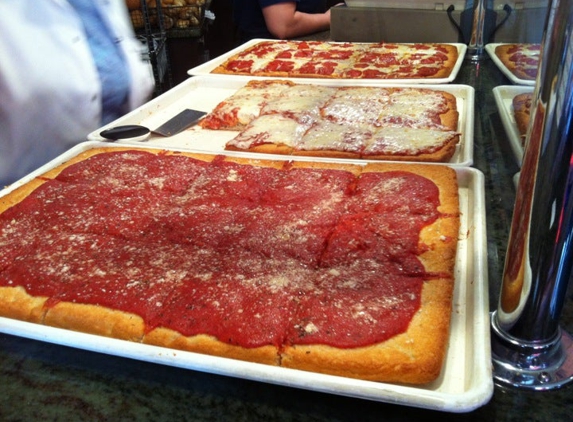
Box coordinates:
[2,56,573,421]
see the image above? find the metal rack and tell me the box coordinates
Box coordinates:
[133,0,174,96]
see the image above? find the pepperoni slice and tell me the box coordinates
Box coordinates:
[264,60,295,73]
[227,59,253,72]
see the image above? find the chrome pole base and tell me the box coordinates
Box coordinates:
[465,47,485,62]
[491,312,573,390]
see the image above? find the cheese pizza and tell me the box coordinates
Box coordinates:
[200,80,461,162]
[495,43,540,81]
[0,147,460,384]
[212,40,460,80]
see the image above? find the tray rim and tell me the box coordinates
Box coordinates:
[485,43,537,86]
[187,39,468,85]
[87,75,475,167]
[0,141,493,412]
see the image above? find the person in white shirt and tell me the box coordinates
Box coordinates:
[0,0,154,187]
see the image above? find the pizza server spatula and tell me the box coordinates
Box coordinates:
[100,109,206,141]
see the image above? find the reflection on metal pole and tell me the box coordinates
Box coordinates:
[491,0,573,390]
[467,0,487,59]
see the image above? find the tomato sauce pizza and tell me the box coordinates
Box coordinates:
[0,147,460,384]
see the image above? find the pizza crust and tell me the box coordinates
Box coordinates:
[432,44,459,79]
[0,286,48,323]
[143,328,280,366]
[44,302,145,342]
[360,135,459,163]
[0,147,460,384]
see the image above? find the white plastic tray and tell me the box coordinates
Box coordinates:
[88,75,475,166]
[187,39,468,85]
[0,141,492,412]
[485,43,537,86]
[493,85,535,166]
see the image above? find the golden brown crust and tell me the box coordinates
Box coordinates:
[226,143,294,156]
[361,135,459,163]
[0,286,48,323]
[143,328,280,366]
[291,149,362,160]
[43,302,145,342]
[495,44,518,75]
[0,147,459,384]
[435,44,459,78]
[439,91,460,131]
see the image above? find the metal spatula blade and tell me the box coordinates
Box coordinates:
[100,109,206,141]
[152,109,206,137]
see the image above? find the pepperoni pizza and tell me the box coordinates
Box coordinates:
[495,43,540,81]
[212,40,460,80]
[0,147,460,384]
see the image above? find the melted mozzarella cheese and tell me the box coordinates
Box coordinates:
[262,85,335,116]
[364,126,456,155]
[228,115,310,149]
[297,120,371,152]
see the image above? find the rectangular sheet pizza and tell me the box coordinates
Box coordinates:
[211,40,459,80]
[0,147,460,384]
[494,43,540,81]
[199,80,461,162]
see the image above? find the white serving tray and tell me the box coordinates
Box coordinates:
[493,85,535,166]
[485,43,537,86]
[0,141,492,413]
[187,39,468,85]
[88,75,475,166]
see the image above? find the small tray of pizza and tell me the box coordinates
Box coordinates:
[0,141,491,412]
[88,76,475,166]
[187,39,467,84]
[493,85,535,166]
[485,43,539,86]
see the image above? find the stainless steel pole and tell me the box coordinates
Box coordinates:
[491,0,573,390]
[467,0,486,59]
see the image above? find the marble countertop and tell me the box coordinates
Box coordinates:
[2,54,573,421]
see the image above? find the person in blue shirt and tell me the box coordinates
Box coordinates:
[233,0,338,42]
